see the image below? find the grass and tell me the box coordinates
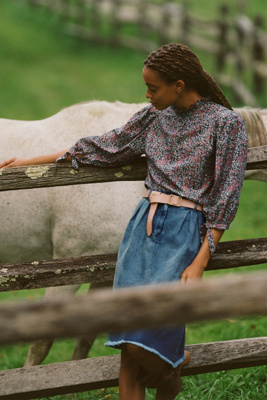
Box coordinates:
[1,327,266,399]
[0,1,266,399]
[1,0,267,121]
[189,0,267,20]
[0,1,146,120]
[223,180,267,241]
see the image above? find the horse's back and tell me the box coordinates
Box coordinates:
[0,101,146,263]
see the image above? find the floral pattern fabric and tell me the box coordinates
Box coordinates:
[57,98,247,253]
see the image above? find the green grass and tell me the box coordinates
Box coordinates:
[0,1,266,399]
[0,1,146,120]
[1,0,267,121]
[223,180,267,241]
[189,0,267,19]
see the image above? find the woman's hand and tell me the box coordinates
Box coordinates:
[0,157,27,169]
[180,261,205,283]
[0,149,71,170]
[180,228,224,284]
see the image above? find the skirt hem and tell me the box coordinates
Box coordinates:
[105,339,186,368]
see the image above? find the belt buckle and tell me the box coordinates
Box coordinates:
[168,194,182,207]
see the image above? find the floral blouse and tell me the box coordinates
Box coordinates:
[57,98,247,253]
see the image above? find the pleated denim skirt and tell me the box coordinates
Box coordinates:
[105,196,205,367]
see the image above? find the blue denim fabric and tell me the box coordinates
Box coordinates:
[105,197,205,367]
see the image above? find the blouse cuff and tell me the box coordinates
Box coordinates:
[199,224,217,254]
[200,222,227,254]
[206,227,216,254]
[56,151,80,170]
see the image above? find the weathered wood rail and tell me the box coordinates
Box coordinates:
[1,238,267,291]
[0,144,267,192]
[0,146,266,398]
[0,338,266,400]
[0,271,267,345]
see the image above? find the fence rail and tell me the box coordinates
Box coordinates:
[0,144,267,192]
[0,132,266,396]
[0,338,266,400]
[1,238,267,291]
[24,0,267,106]
[0,271,267,345]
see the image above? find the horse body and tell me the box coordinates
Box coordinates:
[0,101,147,365]
[235,107,267,182]
[0,101,266,366]
[0,101,148,263]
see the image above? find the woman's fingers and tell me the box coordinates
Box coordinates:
[0,157,23,169]
[0,158,16,168]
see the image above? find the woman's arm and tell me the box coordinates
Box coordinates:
[180,229,224,283]
[0,149,70,169]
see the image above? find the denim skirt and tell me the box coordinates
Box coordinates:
[105,196,205,367]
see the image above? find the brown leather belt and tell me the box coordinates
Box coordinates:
[143,190,203,236]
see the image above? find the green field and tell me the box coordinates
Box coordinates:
[190,0,267,18]
[0,1,266,399]
[0,0,146,120]
[1,0,267,120]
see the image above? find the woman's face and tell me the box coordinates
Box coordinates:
[142,66,183,110]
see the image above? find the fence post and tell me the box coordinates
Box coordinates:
[181,0,191,46]
[90,0,102,36]
[28,0,38,7]
[136,0,150,52]
[252,15,265,95]
[109,0,121,47]
[235,4,248,80]
[159,1,172,45]
[216,4,229,72]
[74,0,86,26]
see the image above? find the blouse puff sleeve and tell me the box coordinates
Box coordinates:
[56,105,157,169]
[202,112,248,254]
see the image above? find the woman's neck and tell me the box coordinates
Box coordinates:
[175,91,204,110]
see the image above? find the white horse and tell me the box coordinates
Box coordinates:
[0,101,147,366]
[0,101,266,366]
[236,107,267,182]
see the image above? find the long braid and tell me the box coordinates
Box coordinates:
[201,70,232,110]
[144,44,232,110]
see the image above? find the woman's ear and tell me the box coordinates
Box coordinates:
[175,80,185,93]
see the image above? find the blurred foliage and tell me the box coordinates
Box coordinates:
[1,0,267,120]
[0,1,146,120]
[0,2,266,399]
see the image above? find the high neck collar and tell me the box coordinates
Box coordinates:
[172,97,211,115]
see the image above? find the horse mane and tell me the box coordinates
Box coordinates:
[234,107,267,147]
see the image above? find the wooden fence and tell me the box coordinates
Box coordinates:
[24,0,267,107]
[0,142,267,399]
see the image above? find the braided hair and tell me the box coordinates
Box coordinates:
[144,43,232,110]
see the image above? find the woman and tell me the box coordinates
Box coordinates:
[0,44,247,399]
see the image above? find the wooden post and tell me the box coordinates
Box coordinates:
[75,0,86,26]
[28,0,39,7]
[159,0,172,45]
[252,15,265,95]
[91,0,102,34]
[109,0,121,47]
[136,0,151,52]
[235,4,248,78]
[181,0,191,46]
[216,4,229,72]
[59,0,70,20]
